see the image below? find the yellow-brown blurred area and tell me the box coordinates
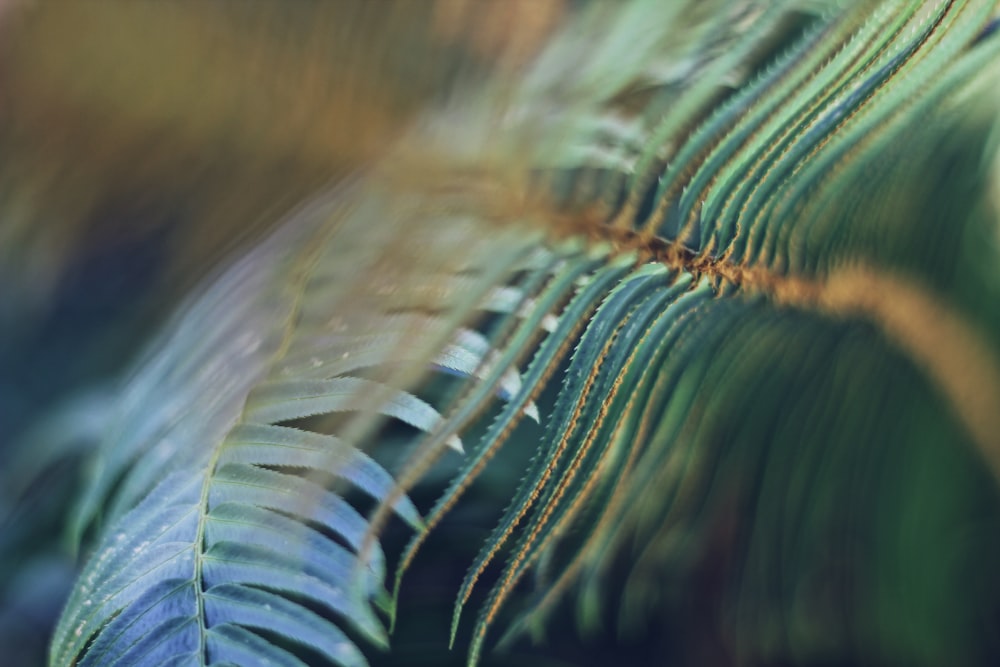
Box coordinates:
[0,0,568,312]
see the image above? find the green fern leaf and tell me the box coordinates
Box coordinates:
[13,1,1000,666]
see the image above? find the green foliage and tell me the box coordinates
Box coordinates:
[4,1,1000,665]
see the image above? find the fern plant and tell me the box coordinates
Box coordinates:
[5,0,1000,665]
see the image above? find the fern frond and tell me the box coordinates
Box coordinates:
[47,173,543,665]
[17,1,1000,666]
